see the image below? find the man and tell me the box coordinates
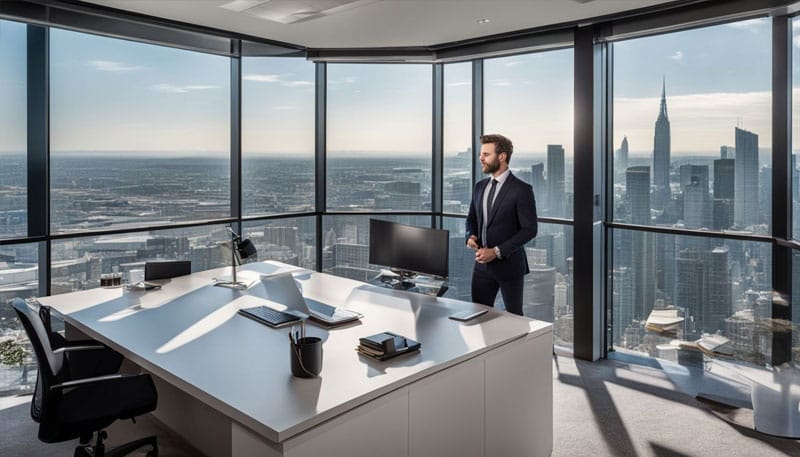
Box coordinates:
[466,134,538,316]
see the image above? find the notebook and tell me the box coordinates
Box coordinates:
[260,272,362,326]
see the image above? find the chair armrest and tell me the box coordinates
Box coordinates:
[50,373,135,390]
[53,344,106,354]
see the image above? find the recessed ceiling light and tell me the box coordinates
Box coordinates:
[477,18,490,25]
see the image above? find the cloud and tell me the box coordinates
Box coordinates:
[504,60,522,67]
[151,83,221,94]
[243,74,281,83]
[670,51,683,61]
[724,19,766,31]
[489,80,512,87]
[243,73,314,87]
[282,80,314,87]
[447,81,471,87]
[87,60,143,72]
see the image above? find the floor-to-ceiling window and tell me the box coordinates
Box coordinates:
[484,49,575,347]
[0,19,36,395]
[326,64,432,212]
[241,57,317,270]
[442,62,474,301]
[50,29,231,234]
[611,18,773,364]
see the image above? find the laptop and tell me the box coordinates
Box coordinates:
[260,272,362,326]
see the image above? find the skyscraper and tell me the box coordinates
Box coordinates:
[626,166,655,319]
[713,158,735,230]
[531,163,546,208]
[615,136,629,182]
[720,145,735,159]
[679,165,710,229]
[547,144,565,217]
[626,166,651,225]
[653,78,671,210]
[733,127,759,228]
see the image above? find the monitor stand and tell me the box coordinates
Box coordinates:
[377,269,417,290]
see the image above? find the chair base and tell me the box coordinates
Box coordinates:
[74,432,157,457]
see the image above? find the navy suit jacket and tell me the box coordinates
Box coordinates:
[466,172,538,280]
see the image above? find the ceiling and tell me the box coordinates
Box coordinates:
[79,0,683,49]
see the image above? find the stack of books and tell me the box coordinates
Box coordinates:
[356,331,420,361]
[644,308,684,337]
[675,334,734,358]
[695,334,734,357]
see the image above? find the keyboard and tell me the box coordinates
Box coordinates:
[239,306,301,328]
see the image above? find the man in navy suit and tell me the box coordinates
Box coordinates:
[466,134,538,316]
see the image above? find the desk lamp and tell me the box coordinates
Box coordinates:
[214,227,258,289]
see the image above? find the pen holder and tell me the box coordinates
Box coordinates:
[290,336,323,378]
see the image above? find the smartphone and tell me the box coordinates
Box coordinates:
[449,308,489,322]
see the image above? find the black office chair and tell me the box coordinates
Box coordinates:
[11,298,159,457]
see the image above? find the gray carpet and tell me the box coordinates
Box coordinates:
[3,356,799,456]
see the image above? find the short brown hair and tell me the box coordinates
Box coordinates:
[480,134,514,163]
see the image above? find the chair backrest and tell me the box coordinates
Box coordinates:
[10,298,64,424]
[145,260,191,281]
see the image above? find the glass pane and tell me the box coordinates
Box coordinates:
[242,216,316,270]
[322,215,431,282]
[50,29,231,234]
[0,20,27,239]
[327,64,432,211]
[51,224,231,294]
[612,229,772,366]
[613,19,771,234]
[443,62,472,215]
[444,217,573,347]
[0,242,39,394]
[484,49,574,219]
[242,57,315,216]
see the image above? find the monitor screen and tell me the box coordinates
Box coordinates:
[368,219,449,278]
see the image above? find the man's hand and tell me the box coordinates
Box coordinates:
[466,235,480,250]
[475,247,497,264]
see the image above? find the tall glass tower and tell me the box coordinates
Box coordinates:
[653,78,671,210]
[734,127,759,228]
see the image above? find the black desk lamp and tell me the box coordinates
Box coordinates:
[214,227,258,289]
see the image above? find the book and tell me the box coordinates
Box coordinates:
[696,334,734,357]
[645,308,684,337]
[356,331,420,361]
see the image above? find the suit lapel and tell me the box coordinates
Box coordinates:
[476,179,488,229]
[486,174,514,227]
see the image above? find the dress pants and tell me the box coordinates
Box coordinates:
[471,266,524,316]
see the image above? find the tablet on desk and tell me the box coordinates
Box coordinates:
[449,308,489,322]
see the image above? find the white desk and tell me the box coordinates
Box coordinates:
[38,261,553,457]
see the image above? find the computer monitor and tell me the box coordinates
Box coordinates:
[368,219,449,278]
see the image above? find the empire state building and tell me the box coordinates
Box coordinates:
[653,78,671,210]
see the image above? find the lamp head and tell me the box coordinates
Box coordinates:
[236,238,257,260]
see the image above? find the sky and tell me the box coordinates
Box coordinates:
[1,16,799,157]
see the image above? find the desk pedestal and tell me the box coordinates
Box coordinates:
[154,331,552,457]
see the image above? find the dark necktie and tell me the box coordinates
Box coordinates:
[486,179,498,216]
[482,179,499,244]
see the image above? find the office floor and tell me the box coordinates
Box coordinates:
[3,355,799,457]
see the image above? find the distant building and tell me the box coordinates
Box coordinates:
[713,158,735,230]
[547,145,565,217]
[653,78,671,210]
[734,127,759,228]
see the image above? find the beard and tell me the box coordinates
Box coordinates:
[482,160,500,174]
